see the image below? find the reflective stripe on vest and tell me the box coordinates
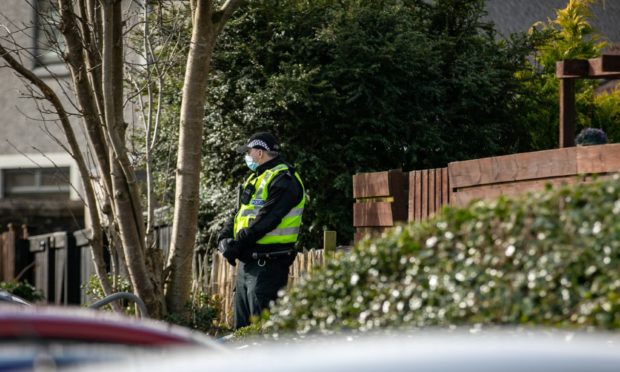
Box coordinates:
[240,206,304,218]
[265,227,300,236]
[233,164,305,245]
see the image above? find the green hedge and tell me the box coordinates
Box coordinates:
[0,281,43,302]
[264,175,620,335]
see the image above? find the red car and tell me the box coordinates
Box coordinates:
[0,305,226,370]
[0,291,30,306]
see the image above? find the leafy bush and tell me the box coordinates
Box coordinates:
[576,127,608,145]
[232,322,264,340]
[0,281,43,302]
[85,275,226,335]
[263,175,620,335]
[83,274,134,313]
[164,292,229,336]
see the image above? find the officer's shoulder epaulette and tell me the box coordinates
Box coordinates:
[280,170,293,179]
[271,170,293,187]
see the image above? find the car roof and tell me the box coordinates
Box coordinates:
[0,305,224,349]
[84,328,620,372]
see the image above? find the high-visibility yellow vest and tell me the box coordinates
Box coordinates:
[233,163,305,245]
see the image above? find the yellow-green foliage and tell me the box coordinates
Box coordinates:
[520,0,620,150]
[593,90,620,140]
[264,175,620,335]
[535,0,606,69]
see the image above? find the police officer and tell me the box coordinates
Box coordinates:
[217,132,305,329]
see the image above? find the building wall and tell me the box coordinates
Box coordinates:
[0,1,76,156]
[485,0,620,45]
[0,1,84,233]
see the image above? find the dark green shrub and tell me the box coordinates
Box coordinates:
[164,292,229,336]
[139,0,542,249]
[576,128,608,146]
[83,274,134,314]
[84,275,225,334]
[264,175,620,335]
[0,281,43,302]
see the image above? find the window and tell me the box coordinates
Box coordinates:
[3,167,71,200]
[33,0,64,67]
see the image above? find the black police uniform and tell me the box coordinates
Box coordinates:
[217,155,303,329]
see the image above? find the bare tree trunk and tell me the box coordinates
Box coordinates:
[100,0,164,317]
[141,0,157,252]
[166,0,244,314]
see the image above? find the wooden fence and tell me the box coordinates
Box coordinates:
[353,143,620,241]
[0,224,31,283]
[353,168,449,241]
[449,143,620,206]
[352,169,408,241]
[408,168,450,222]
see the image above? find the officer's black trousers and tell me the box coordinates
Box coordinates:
[234,257,293,329]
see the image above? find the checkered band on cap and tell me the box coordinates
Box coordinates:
[247,139,271,151]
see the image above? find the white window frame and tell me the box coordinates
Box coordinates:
[0,153,81,200]
[32,0,69,77]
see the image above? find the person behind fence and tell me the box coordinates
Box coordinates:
[216,131,305,329]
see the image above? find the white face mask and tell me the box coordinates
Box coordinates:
[244,154,259,171]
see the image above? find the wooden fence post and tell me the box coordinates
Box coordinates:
[559,78,576,148]
[323,230,336,261]
[556,56,620,148]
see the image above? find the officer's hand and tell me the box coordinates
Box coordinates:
[217,238,232,254]
[219,238,240,266]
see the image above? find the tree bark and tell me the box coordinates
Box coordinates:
[100,0,163,317]
[165,0,244,314]
[58,0,112,197]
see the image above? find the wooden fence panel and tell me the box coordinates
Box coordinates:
[205,252,236,326]
[449,144,620,207]
[576,143,620,174]
[421,169,429,219]
[352,171,391,198]
[407,168,450,222]
[442,167,450,206]
[449,147,577,190]
[352,169,407,242]
[434,169,441,215]
[356,144,620,228]
[353,202,393,227]
[1,225,31,283]
[407,170,419,222]
[451,176,580,207]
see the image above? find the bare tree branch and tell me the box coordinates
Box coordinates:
[216,0,244,34]
[0,41,116,307]
[58,0,113,198]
